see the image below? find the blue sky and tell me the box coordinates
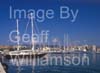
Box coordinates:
[0,0,100,46]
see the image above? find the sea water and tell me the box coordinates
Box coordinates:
[4,52,100,73]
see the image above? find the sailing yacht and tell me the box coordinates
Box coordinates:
[5,13,46,59]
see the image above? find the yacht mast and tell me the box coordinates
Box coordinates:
[16,19,20,51]
[64,34,69,52]
[67,34,68,51]
[64,34,65,51]
[30,13,34,51]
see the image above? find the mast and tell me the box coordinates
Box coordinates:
[30,13,34,51]
[16,19,20,51]
[67,34,68,51]
[64,34,68,52]
[64,34,65,52]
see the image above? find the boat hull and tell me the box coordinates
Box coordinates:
[4,53,46,59]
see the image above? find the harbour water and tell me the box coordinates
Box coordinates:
[4,52,100,73]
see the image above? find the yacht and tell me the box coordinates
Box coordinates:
[5,13,46,59]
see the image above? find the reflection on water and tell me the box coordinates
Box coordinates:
[4,52,100,73]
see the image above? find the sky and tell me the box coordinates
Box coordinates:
[0,0,100,46]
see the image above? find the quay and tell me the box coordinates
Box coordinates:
[0,62,6,73]
[0,51,7,73]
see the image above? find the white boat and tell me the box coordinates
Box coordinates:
[5,13,46,59]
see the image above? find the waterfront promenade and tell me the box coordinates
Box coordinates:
[0,52,6,73]
[0,62,6,73]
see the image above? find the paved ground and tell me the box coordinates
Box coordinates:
[0,62,6,73]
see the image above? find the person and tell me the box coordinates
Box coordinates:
[0,53,2,63]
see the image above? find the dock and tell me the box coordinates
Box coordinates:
[0,62,6,73]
